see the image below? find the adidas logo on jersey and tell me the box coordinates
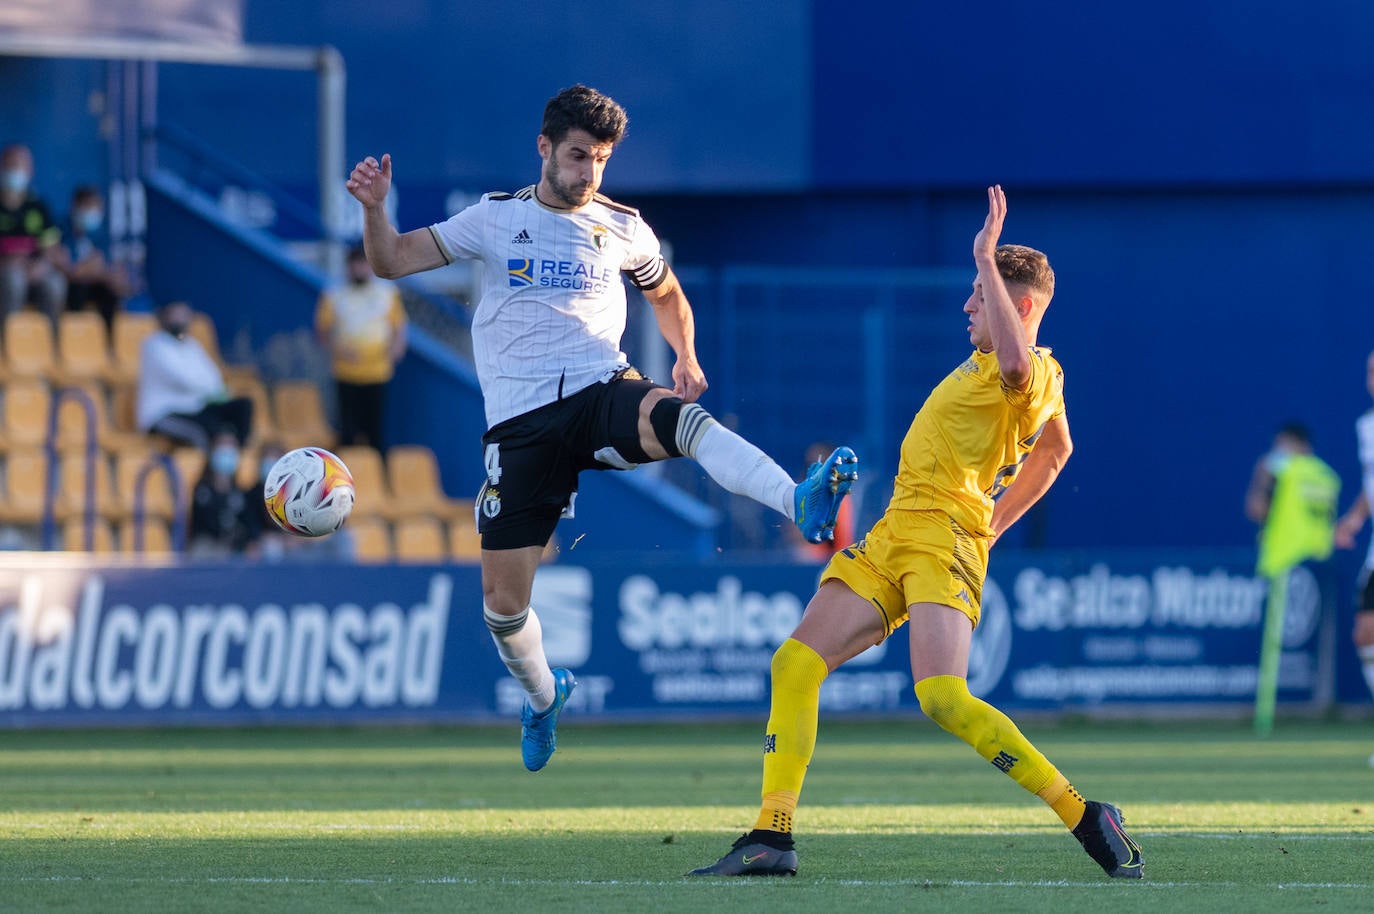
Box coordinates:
[512,229,533,244]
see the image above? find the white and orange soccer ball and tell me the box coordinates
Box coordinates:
[263,446,355,537]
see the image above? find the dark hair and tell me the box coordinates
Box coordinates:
[71,184,101,206]
[995,244,1055,300]
[346,243,368,263]
[540,84,628,147]
[1277,421,1311,445]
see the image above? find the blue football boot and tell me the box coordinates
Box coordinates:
[520,668,576,772]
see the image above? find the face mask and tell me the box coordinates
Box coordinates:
[1,170,29,193]
[77,209,102,233]
[260,457,278,480]
[210,446,239,476]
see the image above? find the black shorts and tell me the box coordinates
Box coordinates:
[477,369,666,550]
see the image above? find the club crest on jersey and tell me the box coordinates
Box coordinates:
[590,224,609,251]
[481,486,502,518]
[507,259,534,287]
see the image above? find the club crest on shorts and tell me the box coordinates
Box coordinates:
[481,486,502,518]
[590,224,609,251]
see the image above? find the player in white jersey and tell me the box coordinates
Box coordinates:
[346,85,858,771]
[1335,349,1374,709]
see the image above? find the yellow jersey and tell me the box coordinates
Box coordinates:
[315,279,406,385]
[887,347,1065,536]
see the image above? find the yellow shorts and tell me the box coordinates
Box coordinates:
[820,509,989,638]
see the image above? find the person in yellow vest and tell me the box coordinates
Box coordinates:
[1244,421,1340,734]
[315,244,407,449]
[1245,422,1341,577]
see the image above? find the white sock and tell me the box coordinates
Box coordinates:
[690,422,795,519]
[485,605,556,711]
[1360,644,1374,700]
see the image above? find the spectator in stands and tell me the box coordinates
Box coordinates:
[315,243,407,449]
[186,427,261,558]
[0,144,66,321]
[61,184,127,330]
[136,300,253,449]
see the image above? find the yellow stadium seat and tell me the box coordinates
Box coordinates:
[3,311,58,381]
[226,375,277,446]
[347,515,392,563]
[53,452,120,521]
[188,310,223,367]
[271,380,335,450]
[0,379,51,452]
[449,499,481,562]
[62,517,116,553]
[0,447,52,524]
[110,312,157,386]
[56,311,116,385]
[334,445,395,521]
[393,515,447,563]
[385,445,467,521]
[120,516,173,554]
[114,451,184,521]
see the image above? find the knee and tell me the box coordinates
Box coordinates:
[914,675,972,729]
[771,638,829,691]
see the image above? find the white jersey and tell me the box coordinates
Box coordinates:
[1358,410,1374,567]
[429,185,668,428]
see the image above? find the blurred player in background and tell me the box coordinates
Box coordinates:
[315,243,407,450]
[346,84,857,772]
[689,187,1143,880]
[1334,349,1374,717]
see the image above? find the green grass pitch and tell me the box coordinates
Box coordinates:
[1,717,1370,913]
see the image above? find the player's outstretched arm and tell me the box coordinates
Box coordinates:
[989,414,1072,544]
[345,153,446,279]
[973,185,1031,388]
[642,266,707,402]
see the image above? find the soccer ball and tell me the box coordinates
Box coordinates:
[263,447,355,537]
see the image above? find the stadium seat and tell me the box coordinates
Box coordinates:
[271,380,335,450]
[170,447,207,509]
[335,445,395,521]
[393,515,447,563]
[0,379,51,452]
[2,311,58,381]
[120,516,173,554]
[114,451,184,521]
[449,499,481,562]
[62,517,116,553]
[110,312,157,386]
[188,310,223,366]
[225,375,277,446]
[385,445,468,521]
[52,382,144,455]
[53,452,120,521]
[56,311,116,385]
[347,515,392,563]
[0,446,52,524]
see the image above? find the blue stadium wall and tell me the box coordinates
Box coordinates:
[2,1,1372,555]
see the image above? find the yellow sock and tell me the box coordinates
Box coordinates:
[914,674,1086,829]
[753,638,828,834]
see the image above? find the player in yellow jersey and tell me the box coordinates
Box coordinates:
[688,186,1144,880]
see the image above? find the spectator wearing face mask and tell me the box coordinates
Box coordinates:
[187,427,261,558]
[136,300,253,449]
[61,185,128,330]
[0,144,66,321]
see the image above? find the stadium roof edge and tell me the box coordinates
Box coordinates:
[0,33,339,70]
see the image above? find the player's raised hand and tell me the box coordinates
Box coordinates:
[973,184,1007,263]
[346,154,392,209]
